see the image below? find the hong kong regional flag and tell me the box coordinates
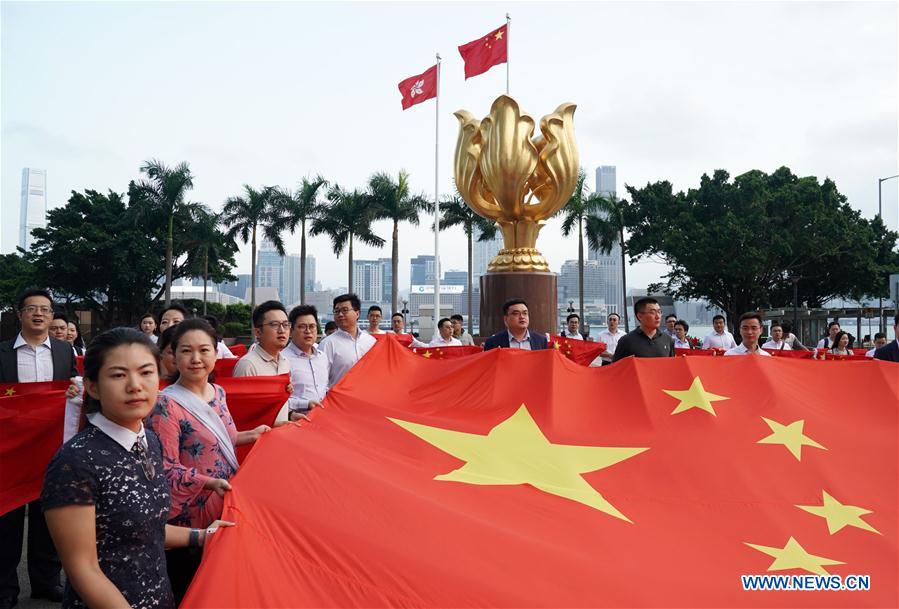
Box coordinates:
[183,337,897,607]
[398,64,437,110]
[458,23,508,79]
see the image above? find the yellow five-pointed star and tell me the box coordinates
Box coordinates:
[422,350,432,359]
[745,536,844,575]
[495,30,504,40]
[662,376,729,415]
[552,341,561,350]
[797,490,881,535]
[4,388,14,396]
[389,405,648,521]
[757,417,826,461]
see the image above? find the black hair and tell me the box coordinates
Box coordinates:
[739,311,763,326]
[874,332,887,340]
[712,314,726,323]
[502,299,527,315]
[69,319,85,349]
[289,304,319,326]
[52,312,69,324]
[665,314,678,322]
[159,302,190,323]
[17,287,53,312]
[827,321,841,330]
[168,319,219,384]
[893,315,899,327]
[392,312,405,320]
[367,305,382,315]
[201,314,219,330]
[674,319,690,332]
[252,300,287,327]
[830,330,851,350]
[634,297,659,315]
[158,325,179,354]
[450,314,463,323]
[437,317,452,330]
[324,321,338,332]
[781,322,793,334]
[333,293,361,311]
[607,313,620,321]
[566,313,580,323]
[770,321,783,329]
[82,327,160,417]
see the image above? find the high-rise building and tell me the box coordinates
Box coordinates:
[19,168,47,251]
[444,270,468,286]
[472,227,503,281]
[379,257,392,305]
[304,255,317,293]
[256,240,284,300]
[216,274,251,301]
[410,255,437,289]
[353,259,386,304]
[587,165,624,314]
[282,254,302,306]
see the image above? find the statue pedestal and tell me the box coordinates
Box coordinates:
[479,272,558,338]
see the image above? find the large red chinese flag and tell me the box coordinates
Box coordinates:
[458,23,508,79]
[410,344,483,359]
[549,334,606,366]
[184,339,897,608]
[215,374,289,463]
[398,64,437,110]
[0,381,69,515]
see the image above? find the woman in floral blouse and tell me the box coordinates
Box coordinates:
[146,318,269,602]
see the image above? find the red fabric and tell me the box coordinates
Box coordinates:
[216,374,290,463]
[677,348,874,361]
[213,358,239,378]
[183,338,898,607]
[409,345,483,359]
[458,24,508,79]
[75,355,84,376]
[549,335,606,366]
[372,333,414,347]
[0,381,70,516]
[228,344,248,357]
[398,64,438,110]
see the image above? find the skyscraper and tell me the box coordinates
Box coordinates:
[19,168,47,251]
[256,240,284,300]
[378,257,392,305]
[587,165,624,314]
[353,259,386,304]
[410,255,437,289]
[282,254,302,306]
[304,255,317,293]
[472,226,503,281]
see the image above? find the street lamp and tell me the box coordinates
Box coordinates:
[877,174,899,333]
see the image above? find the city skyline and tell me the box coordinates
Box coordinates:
[2,2,896,294]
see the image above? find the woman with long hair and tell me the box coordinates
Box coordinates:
[66,320,85,356]
[828,331,852,356]
[41,328,230,608]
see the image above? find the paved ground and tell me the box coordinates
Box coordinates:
[12,519,62,609]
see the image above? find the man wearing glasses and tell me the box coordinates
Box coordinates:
[233,301,293,423]
[483,299,549,351]
[283,305,329,417]
[320,293,376,386]
[0,288,78,605]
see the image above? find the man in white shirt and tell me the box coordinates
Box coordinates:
[320,293,376,386]
[761,323,792,351]
[703,315,737,350]
[595,313,627,365]
[561,314,584,340]
[366,305,386,335]
[429,318,463,347]
[816,321,841,349]
[865,333,887,358]
[284,305,329,415]
[664,314,678,338]
[450,314,475,346]
[725,312,772,356]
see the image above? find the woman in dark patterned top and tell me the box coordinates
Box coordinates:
[41,328,232,608]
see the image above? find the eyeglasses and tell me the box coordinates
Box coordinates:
[333,307,355,316]
[21,306,52,315]
[293,324,317,332]
[260,321,291,330]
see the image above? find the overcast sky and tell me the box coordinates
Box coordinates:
[2,1,897,294]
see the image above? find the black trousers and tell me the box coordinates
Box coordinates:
[0,501,61,599]
[166,546,202,605]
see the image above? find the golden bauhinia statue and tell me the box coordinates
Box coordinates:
[454,95,579,273]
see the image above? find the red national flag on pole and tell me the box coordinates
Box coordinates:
[398,64,438,110]
[458,23,508,79]
[182,339,897,607]
[0,381,69,516]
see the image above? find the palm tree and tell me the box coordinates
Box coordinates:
[131,159,194,306]
[274,176,328,304]
[590,194,632,331]
[439,194,498,335]
[368,170,429,314]
[310,185,385,292]
[560,170,608,328]
[220,185,285,308]
[180,206,237,315]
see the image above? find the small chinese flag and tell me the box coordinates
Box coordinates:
[398,64,438,110]
[458,23,508,79]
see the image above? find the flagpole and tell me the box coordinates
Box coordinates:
[505,13,511,95]
[434,53,441,334]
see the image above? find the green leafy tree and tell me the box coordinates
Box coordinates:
[310,185,385,292]
[129,159,195,306]
[368,170,429,314]
[178,207,238,315]
[220,185,285,308]
[0,252,36,312]
[438,194,498,335]
[274,176,328,304]
[624,167,899,329]
[588,194,632,332]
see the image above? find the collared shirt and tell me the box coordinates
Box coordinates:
[866,347,878,358]
[761,340,791,351]
[561,330,583,341]
[147,334,159,344]
[673,337,692,349]
[817,337,838,349]
[724,343,772,356]
[612,327,675,361]
[217,341,235,359]
[283,342,329,411]
[703,331,737,350]
[507,330,533,350]
[320,327,377,386]
[14,333,53,383]
[596,328,628,362]
[456,331,475,346]
[87,411,147,451]
[232,343,291,377]
[429,335,462,347]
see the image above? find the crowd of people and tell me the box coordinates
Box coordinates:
[1,286,897,608]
